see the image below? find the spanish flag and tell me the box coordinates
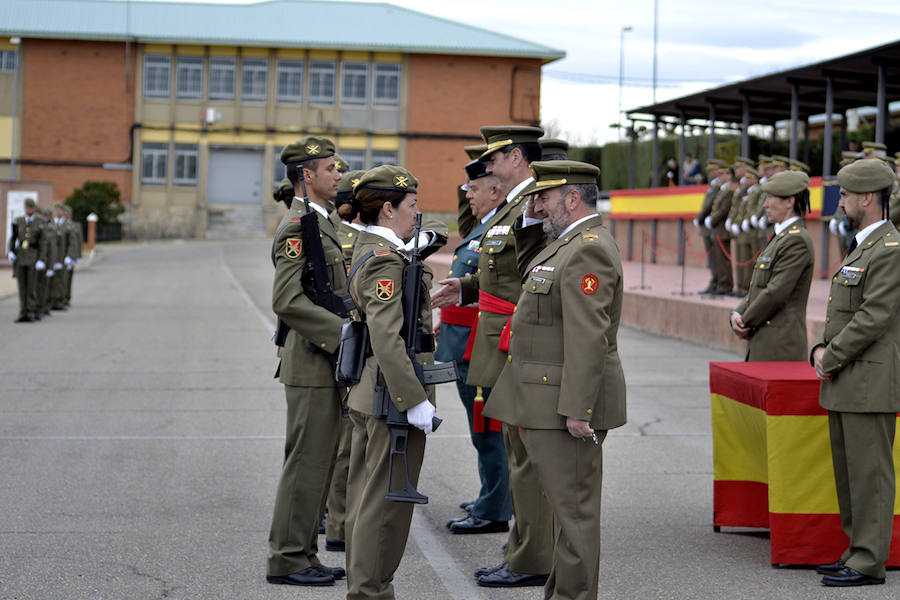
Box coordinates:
[710,361,900,565]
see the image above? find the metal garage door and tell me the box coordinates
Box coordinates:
[207,148,264,204]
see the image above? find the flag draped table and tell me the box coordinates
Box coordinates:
[709,361,900,565]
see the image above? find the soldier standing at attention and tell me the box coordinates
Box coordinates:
[63,205,82,307]
[35,207,58,318]
[695,159,724,294]
[432,125,553,588]
[438,157,512,535]
[266,136,347,587]
[729,171,814,360]
[705,165,735,295]
[49,204,71,311]
[485,160,626,600]
[811,158,900,587]
[8,197,48,322]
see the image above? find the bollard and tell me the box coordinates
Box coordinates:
[86,212,98,251]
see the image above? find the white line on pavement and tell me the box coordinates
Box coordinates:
[409,511,486,600]
[219,245,276,333]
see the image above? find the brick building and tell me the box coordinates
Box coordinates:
[0,0,563,238]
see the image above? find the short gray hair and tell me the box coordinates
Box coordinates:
[557,183,599,209]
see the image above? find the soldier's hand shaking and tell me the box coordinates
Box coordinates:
[431,277,461,309]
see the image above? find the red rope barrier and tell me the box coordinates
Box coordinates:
[684,234,714,260]
[715,236,763,266]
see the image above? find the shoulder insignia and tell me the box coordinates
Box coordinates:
[341,244,354,249]
[376,279,394,301]
[581,273,599,295]
[289,216,301,222]
[582,233,599,241]
[373,248,391,257]
[285,238,302,259]
[885,241,899,247]
[788,227,800,234]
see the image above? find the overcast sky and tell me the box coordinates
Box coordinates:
[156,0,900,144]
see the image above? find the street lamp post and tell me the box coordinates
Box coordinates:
[10,36,20,179]
[617,26,633,141]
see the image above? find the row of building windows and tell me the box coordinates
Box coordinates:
[144,55,401,106]
[0,50,18,72]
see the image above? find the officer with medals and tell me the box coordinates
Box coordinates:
[266,136,348,587]
[695,159,725,294]
[432,125,552,588]
[729,170,814,360]
[705,164,736,295]
[340,166,445,600]
[49,203,71,311]
[485,160,626,600]
[7,197,48,322]
[811,158,900,587]
[437,156,512,534]
[35,207,59,318]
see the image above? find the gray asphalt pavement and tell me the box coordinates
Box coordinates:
[0,239,895,599]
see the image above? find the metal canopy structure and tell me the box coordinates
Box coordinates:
[625,39,900,186]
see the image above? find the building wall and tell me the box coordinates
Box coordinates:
[405,54,542,212]
[19,39,134,205]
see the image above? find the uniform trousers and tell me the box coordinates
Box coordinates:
[65,267,74,303]
[14,263,38,318]
[502,423,553,574]
[267,384,341,576]
[711,231,734,292]
[828,411,896,579]
[520,428,606,600]
[734,234,753,292]
[345,409,426,600]
[50,267,67,308]
[701,233,715,289]
[325,411,353,541]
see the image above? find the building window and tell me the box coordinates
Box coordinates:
[374,63,401,105]
[309,61,335,104]
[276,59,303,103]
[141,143,168,185]
[241,58,268,102]
[371,150,398,168]
[273,157,287,185]
[174,144,199,186]
[0,50,18,72]
[341,62,369,105]
[144,55,171,98]
[339,149,365,171]
[176,56,203,100]
[209,57,236,101]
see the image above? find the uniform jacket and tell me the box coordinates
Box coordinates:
[42,219,60,267]
[696,179,719,239]
[485,215,626,431]
[8,215,47,266]
[330,211,361,270]
[710,183,736,239]
[889,181,900,229]
[814,221,900,413]
[271,198,349,387]
[346,230,435,415]
[735,219,814,361]
[68,221,83,260]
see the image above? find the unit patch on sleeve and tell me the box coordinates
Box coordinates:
[581,273,599,295]
[373,248,391,257]
[285,238,302,259]
[376,279,394,301]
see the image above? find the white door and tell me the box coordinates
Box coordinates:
[206,148,264,205]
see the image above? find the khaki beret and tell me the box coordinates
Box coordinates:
[355,165,418,194]
[333,153,350,173]
[770,155,790,168]
[733,156,754,168]
[761,170,809,197]
[539,137,569,160]
[337,169,366,193]
[520,160,599,196]
[789,159,810,173]
[837,159,896,193]
[273,177,292,200]
[24,197,36,208]
[464,144,487,161]
[280,136,336,165]
[479,125,543,160]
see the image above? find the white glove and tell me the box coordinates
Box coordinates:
[838,221,848,236]
[759,216,768,228]
[7,251,15,262]
[829,218,839,235]
[750,215,758,228]
[76,258,82,264]
[64,256,73,267]
[406,401,436,434]
[704,216,712,229]
[742,219,751,233]
[47,270,54,277]
[730,224,739,235]
[692,218,699,229]
[725,218,732,229]
[35,260,46,271]
[54,262,63,270]
[66,263,73,271]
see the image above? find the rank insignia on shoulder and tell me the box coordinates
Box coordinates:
[376,279,394,301]
[581,273,599,295]
[285,238,302,259]
[885,241,899,247]
[582,233,599,241]
[373,248,391,257]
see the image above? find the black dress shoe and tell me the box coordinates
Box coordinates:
[449,515,509,534]
[15,316,32,323]
[325,537,345,552]
[474,562,506,578]
[314,563,345,580]
[477,566,548,588]
[459,500,475,512]
[815,558,845,575]
[266,567,334,586]
[698,287,715,295]
[821,567,885,587]
[446,515,468,529]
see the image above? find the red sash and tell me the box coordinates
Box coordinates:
[477,290,516,353]
[440,305,479,362]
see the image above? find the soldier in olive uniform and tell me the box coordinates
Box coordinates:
[485,160,626,600]
[811,159,900,587]
[36,207,58,318]
[432,125,553,587]
[705,165,735,294]
[695,159,725,293]
[273,177,293,210]
[49,204,71,311]
[728,166,760,295]
[889,152,900,229]
[266,136,347,587]
[340,166,444,600]
[729,171,814,360]
[63,205,82,307]
[538,137,569,161]
[7,197,48,322]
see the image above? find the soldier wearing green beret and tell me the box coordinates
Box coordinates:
[49,203,73,311]
[730,171,814,360]
[266,136,348,587]
[34,207,58,318]
[484,160,625,600]
[339,165,446,600]
[273,177,294,210]
[333,153,350,174]
[752,155,789,248]
[728,166,760,296]
[7,197,49,322]
[811,158,900,587]
[705,164,736,295]
[695,159,726,293]
[890,153,900,229]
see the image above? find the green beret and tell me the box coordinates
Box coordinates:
[733,156,753,168]
[338,169,366,193]
[355,165,418,194]
[837,159,896,193]
[520,160,599,196]
[24,197,36,208]
[273,177,292,201]
[770,155,790,168]
[539,137,569,160]
[464,144,487,161]
[789,159,810,173]
[280,136,336,165]
[761,170,809,197]
[333,153,350,173]
[479,125,543,160]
